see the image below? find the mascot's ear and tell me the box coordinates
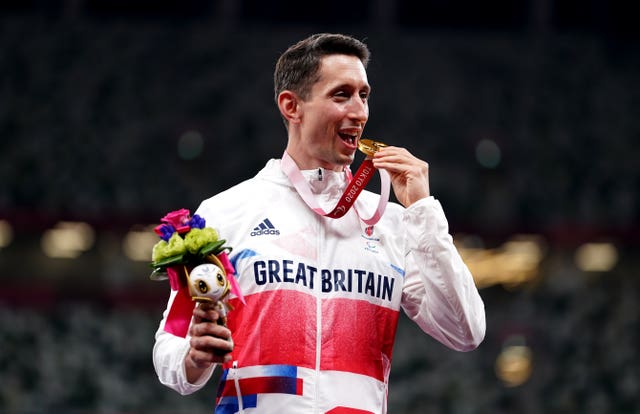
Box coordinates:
[207,254,227,276]
[212,252,246,305]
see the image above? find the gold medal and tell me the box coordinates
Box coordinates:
[358,139,388,157]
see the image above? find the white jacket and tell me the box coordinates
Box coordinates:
[153,159,485,414]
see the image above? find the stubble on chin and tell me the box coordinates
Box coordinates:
[329,145,353,165]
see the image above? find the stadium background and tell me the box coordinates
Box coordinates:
[0,1,638,413]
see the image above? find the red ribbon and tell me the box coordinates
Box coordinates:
[218,252,246,305]
[281,151,390,225]
[326,159,376,218]
[164,266,195,338]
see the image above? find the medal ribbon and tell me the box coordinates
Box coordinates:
[281,151,390,225]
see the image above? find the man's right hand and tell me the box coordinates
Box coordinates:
[184,302,233,383]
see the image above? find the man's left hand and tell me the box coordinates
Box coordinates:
[372,146,430,208]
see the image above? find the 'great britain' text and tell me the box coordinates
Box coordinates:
[253,259,395,301]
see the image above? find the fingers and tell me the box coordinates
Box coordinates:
[190,316,232,339]
[372,146,429,173]
[372,146,431,207]
[187,346,229,368]
[188,303,234,365]
[193,303,224,325]
[188,333,234,365]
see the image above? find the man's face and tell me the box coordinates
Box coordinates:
[295,54,370,171]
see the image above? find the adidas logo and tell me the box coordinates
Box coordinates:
[250,218,280,236]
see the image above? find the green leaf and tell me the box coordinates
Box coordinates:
[149,268,169,281]
[151,254,184,268]
[199,239,226,257]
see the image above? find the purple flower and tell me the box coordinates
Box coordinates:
[154,223,176,241]
[189,214,206,229]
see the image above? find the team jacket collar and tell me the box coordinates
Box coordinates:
[258,158,349,197]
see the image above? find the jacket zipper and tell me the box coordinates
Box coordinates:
[314,212,323,414]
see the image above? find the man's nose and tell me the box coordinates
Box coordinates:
[348,98,369,123]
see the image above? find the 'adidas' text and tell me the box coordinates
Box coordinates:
[251,218,280,236]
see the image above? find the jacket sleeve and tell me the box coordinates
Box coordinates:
[152,289,217,395]
[400,197,486,351]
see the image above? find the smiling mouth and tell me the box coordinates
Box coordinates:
[338,132,357,146]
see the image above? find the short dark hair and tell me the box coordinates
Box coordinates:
[274,33,370,103]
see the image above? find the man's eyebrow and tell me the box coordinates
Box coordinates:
[329,82,371,93]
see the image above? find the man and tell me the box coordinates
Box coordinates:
[153,33,485,414]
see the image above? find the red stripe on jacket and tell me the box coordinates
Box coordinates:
[225,290,400,382]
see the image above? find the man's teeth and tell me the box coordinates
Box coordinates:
[340,134,356,144]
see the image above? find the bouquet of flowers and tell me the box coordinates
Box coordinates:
[150,208,230,275]
[150,208,244,337]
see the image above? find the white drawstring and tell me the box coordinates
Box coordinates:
[230,360,244,413]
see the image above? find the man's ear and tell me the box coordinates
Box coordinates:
[277,90,302,125]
